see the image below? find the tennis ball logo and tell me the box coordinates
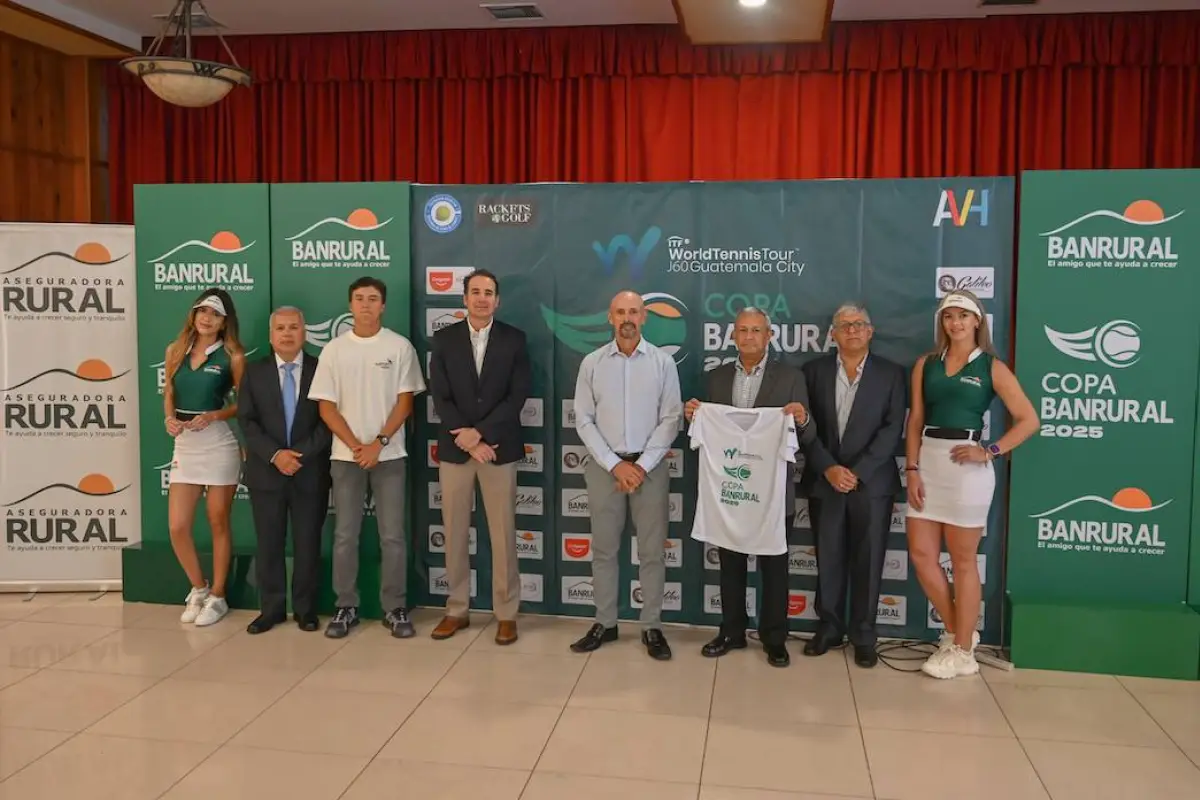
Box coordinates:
[723,465,753,481]
[1095,321,1141,368]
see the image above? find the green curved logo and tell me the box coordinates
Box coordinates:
[723,464,752,481]
[541,292,689,363]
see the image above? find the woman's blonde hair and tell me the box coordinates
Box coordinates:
[932,289,996,356]
[164,288,244,383]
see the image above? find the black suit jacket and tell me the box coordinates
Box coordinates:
[237,353,333,492]
[702,360,816,523]
[430,318,532,466]
[799,352,907,499]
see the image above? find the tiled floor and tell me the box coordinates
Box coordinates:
[1,592,1199,800]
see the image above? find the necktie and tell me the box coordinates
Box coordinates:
[282,362,298,446]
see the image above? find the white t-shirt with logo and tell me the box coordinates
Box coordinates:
[308,327,426,463]
[688,403,799,556]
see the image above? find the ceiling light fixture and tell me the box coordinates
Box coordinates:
[120,0,251,108]
[739,0,768,7]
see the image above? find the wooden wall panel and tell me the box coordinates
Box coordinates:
[0,31,108,223]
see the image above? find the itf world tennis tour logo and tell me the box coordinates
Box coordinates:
[1040,199,1182,270]
[2,241,128,322]
[284,208,393,270]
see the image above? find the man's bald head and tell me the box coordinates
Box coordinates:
[608,290,646,345]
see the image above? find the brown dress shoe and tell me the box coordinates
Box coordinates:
[431,615,470,640]
[495,620,518,646]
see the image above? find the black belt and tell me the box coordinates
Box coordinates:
[176,411,202,422]
[924,426,981,442]
[617,452,642,462]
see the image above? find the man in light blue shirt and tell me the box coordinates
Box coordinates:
[569,290,682,660]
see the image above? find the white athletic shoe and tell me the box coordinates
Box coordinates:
[194,595,229,627]
[922,645,980,679]
[180,585,210,624]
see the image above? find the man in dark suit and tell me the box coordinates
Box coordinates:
[237,306,333,634]
[800,302,907,667]
[428,268,532,646]
[684,307,815,668]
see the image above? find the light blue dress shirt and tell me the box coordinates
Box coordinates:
[573,337,682,473]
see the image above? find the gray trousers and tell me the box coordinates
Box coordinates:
[584,459,670,628]
[331,457,407,611]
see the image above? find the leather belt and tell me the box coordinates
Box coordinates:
[617,452,642,462]
[923,426,981,442]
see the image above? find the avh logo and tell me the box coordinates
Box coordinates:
[593,227,662,281]
[933,190,989,227]
[541,292,688,363]
[1044,320,1141,369]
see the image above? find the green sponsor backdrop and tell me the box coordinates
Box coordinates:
[269,182,412,617]
[133,184,273,550]
[412,180,1015,643]
[1009,170,1200,606]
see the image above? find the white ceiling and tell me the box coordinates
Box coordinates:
[11,0,1197,52]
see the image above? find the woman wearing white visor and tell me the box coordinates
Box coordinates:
[905,289,1037,678]
[163,288,246,627]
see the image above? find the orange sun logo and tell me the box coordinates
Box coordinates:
[73,242,113,264]
[346,208,379,228]
[209,231,243,252]
[75,359,114,380]
[77,474,116,495]
[1122,200,1166,224]
[1110,487,1153,510]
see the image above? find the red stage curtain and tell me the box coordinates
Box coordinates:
[108,12,1200,222]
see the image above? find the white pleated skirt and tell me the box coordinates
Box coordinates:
[906,436,995,529]
[169,420,242,487]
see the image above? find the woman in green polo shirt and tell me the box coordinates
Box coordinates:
[163,288,246,628]
[905,289,1038,680]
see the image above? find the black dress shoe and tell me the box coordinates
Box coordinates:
[853,644,879,668]
[246,614,285,635]
[702,634,747,658]
[295,613,319,632]
[763,642,790,667]
[570,623,618,653]
[642,628,672,661]
[802,631,844,657]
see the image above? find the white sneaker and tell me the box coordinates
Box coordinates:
[922,644,980,679]
[936,630,980,652]
[180,585,210,623]
[194,595,229,627]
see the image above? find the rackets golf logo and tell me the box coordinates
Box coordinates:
[284,208,393,269]
[147,231,256,292]
[1044,320,1142,369]
[541,227,690,364]
[3,358,131,439]
[2,242,129,320]
[3,473,130,547]
[1040,199,1182,269]
[1029,487,1171,557]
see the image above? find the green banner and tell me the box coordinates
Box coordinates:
[412,180,1015,643]
[1009,170,1200,605]
[134,184,273,550]
[268,182,412,617]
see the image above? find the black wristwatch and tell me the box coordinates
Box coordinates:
[376,434,390,446]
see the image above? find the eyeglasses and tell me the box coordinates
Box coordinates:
[834,321,871,332]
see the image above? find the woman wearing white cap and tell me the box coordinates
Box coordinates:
[163,288,246,627]
[905,289,1037,679]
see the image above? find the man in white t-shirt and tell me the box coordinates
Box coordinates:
[309,277,426,640]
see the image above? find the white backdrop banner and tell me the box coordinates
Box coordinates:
[0,224,140,590]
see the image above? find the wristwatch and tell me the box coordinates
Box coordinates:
[985,443,1001,459]
[376,435,390,446]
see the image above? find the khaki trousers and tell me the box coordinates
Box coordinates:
[439,459,520,621]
